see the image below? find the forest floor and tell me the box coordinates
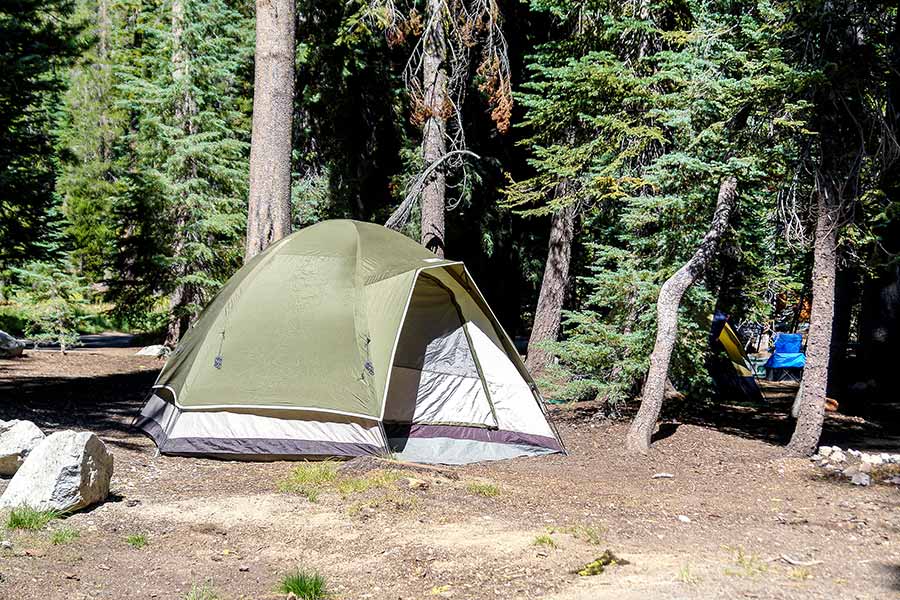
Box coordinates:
[1,347,899,600]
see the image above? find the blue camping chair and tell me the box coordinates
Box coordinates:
[765,333,805,380]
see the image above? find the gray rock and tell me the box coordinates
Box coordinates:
[0,431,113,512]
[851,473,871,486]
[0,540,11,550]
[861,454,883,466]
[135,345,168,357]
[0,420,45,475]
[858,461,873,474]
[818,446,833,458]
[848,449,861,458]
[830,450,846,463]
[0,330,24,359]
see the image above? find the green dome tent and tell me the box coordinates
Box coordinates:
[137,220,564,464]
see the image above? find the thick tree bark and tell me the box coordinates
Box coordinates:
[625,176,739,453]
[525,203,575,375]
[245,0,295,261]
[785,188,839,456]
[420,0,449,257]
[165,0,197,347]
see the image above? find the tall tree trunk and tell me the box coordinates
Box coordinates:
[165,0,197,347]
[785,187,839,456]
[245,0,295,261]
[525,203,575,375]
[420,0,449,257]
[625,176,739,453]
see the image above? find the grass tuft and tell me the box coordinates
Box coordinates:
[724,546,767,578]
[551,524,604,545]
[6,506,60,530]
[677,563,700,585]
[466,481,501,498]
[278,568,328,599]
[184,583,220,600]
[126,533,148,549]
[277,462,339,501]
[532,534,557,549]
[336,471,400,496]
[50,526,80,545]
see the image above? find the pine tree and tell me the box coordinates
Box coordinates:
[0,0,80,265]
[114,0,253,343]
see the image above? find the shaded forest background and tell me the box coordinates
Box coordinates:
[2,0,899,431]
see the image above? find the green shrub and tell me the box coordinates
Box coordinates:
[278,569,328,599]
[126,533,148,549]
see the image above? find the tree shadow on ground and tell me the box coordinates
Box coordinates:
[0,367,160,440]
[675,389,900,451]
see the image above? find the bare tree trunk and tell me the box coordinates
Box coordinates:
[165,0,197,347]
[625,176,739,453]
[245,0,295,261]
[785,188,838,455]
[525,203,575,375]
[420,0,448,257]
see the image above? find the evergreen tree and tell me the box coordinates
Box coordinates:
[0,0,80,265]
[510,1,812,424]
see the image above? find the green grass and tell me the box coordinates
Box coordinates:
[5,506,60,530]
[677,563,700,585]
[466,481,501,498]
[50,526,80,545]
[278,569,328,599]
[532,534,557,549]
[724,547,768,578]
[551,524,604,545]
[277,461,339,501]
[184,583,220,600]
[126,533,148,549]
[336,471,400,495]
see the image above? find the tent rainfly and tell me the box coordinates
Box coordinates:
[136,220,564,464]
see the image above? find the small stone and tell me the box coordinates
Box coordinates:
[851,473,871,486]
[842,465,859,478]
[830,450,846,463]
[862,454,883,466]
[0,540,12,550]
[238,565,249,572]
[677,515,691,523]
[848,449,861,458]
[403,477,429,491]
[652,473,674,479]
[810,454,822,462]
[818,447,833,458]
[884,476,900,485]
[858,462,872,474]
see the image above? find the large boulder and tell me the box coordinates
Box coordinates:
[0,431,113,512]
[0,420,45,475]
[0,330,24,359]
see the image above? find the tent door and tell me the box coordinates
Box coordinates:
[383,274,498,429]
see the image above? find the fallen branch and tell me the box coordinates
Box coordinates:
[385,149,480,230]
[780,554,823,567]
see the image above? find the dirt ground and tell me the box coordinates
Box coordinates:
[1,348,898,600]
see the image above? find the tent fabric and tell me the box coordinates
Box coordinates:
[137,220,564,464]
[708,313,762,402]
